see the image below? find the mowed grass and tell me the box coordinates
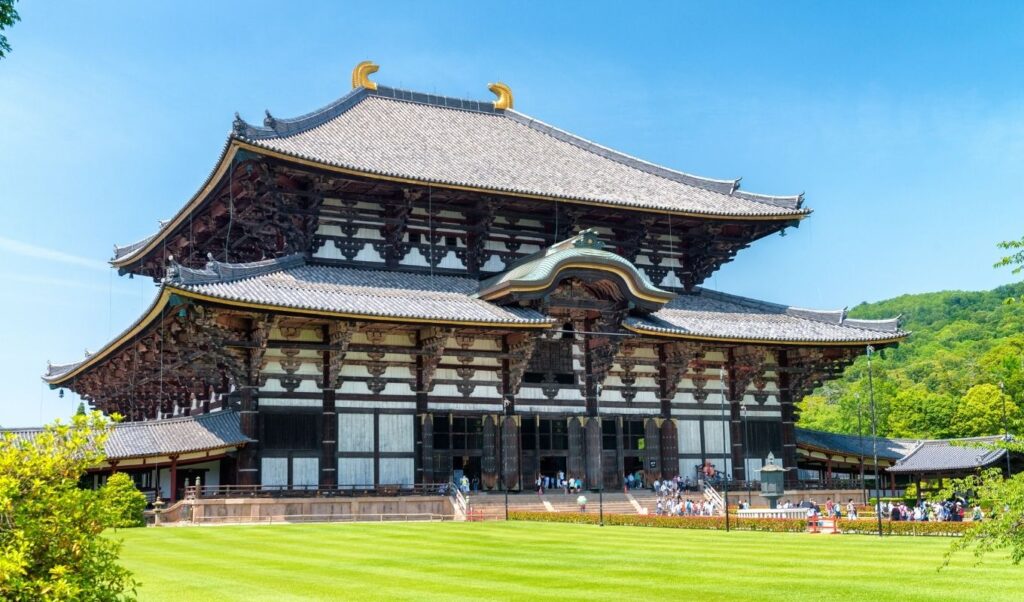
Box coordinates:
[115,521,1024,601]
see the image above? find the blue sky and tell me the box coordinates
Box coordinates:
[2,1,1023,426]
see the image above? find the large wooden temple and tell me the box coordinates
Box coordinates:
[43,62,906,499]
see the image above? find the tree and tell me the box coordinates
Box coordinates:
[99,474,147,529]
[0,412,138,600]
[996,235,1024,303]
[945,447,1024,567]
[0,0,19,59]
[954,384,1022,438]
[76,402,87,416]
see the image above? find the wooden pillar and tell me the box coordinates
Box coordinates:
[568,417,585,482]
[889,470,896,496]
[420,414,434,485]
[169,455,179,503]
[584,417,602,489]
[643,418,661,485]
[482,415,498,490]
[776,351,798,486]
[321,389,337,488]
[238,388,259,487]
[916,474,923,506]
[501,416,521,490]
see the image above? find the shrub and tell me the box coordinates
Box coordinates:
[508,511,807,533]
[100,473,147,528]
[837,519,971,537]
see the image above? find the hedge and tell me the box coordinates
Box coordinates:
[508,511,807,533]
[837,519,971,537]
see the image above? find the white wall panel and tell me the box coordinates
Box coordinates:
[379,458,414,486]
[261,458,288,487]
[677,420,702,454]
[338,413,374,452]
[379,414,414,453]
[292,457,320,488]
[338,458,374,486]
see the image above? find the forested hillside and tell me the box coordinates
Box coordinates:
[797,282,1024,439]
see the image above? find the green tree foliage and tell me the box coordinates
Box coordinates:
[944,447,1024,566]
[99,474,147,529]
[0,412,138,600]
[954,384,1022,438]
[798,282,1024,439]
[0,0,19,59]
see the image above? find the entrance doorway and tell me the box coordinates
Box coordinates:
[452,456,482,491]
[623,456,644,489]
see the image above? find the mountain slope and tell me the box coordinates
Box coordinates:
[797,282,1024,439]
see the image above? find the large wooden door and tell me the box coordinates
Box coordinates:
[500,416,521,490]
[481,415,498,490]
[660,419,679,479]
[643,418,662,484]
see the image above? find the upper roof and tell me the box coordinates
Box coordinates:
[1,411,251,461]
[887,436,1011,474]
[796,427,917,461]
[113,76,810,268]
[624,288,908,345]
[234,85,808,219]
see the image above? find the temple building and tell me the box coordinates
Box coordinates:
[42,62,907,501]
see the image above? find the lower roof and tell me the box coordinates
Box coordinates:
[626,289,907,345]
[887,436,1011,474]
[796,427,918,461]
[1,410,251,461]
[44,254,905,385]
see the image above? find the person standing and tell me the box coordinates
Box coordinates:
[577,494,587,513]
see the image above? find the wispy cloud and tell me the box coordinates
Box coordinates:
[0,273,141,297]
[0,236,109,271]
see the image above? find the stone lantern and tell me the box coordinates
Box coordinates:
[758,453,788,509]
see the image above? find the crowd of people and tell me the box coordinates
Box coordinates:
[535,471,584,494]
[877,499,983,522]
[652,476,720,516]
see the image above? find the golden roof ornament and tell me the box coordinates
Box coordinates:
[488,82,513,110]
[352,60,379,91]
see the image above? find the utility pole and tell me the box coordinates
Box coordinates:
[742,404,751,505]
[857,393,867,505]
[1000,382,1012,477]
[720,366,730,531]
[868,345,883,537]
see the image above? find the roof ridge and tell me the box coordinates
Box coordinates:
[166,253,306,286]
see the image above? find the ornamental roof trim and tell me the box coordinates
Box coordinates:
[477,229,675,309]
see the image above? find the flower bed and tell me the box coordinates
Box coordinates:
[508,511,807,532]
[836,519,971,536]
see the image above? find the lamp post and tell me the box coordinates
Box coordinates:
[1000,382,1012,477]
[867,345,883,537]
[720,366,730,531]
[857,393,867,505]
[742,404,751,505]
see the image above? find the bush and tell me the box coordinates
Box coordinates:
[0,412,138,600]
[100,473,147,528]
[837,519,971,537]
[508,511,807,533]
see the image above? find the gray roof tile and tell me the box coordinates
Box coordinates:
[887,436,1010,474]
[1,411,251,460]
[626,288,908,344]
[237,86,807,218]
[796,427,917,460]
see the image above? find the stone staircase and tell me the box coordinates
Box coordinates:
[465,491,658,519]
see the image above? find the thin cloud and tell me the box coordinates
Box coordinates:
[0,273,141,297]
[0,235,109,271]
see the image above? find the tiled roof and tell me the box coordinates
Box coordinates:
[170,256,550,325]
[1,411,251,461]
[796,427,917,460]
[234,85,807,219]
[625,288,907,344]
[887,436,1010,474]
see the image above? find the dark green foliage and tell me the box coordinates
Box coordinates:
[0,0,19,59]
[100,473,147,529]
[799,282,1024,439]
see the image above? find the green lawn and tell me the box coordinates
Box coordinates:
[115,521,1024,601]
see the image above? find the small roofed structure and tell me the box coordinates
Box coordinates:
[2,411,251,503]
[795,427,917,492]
[888,435,1019,477]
